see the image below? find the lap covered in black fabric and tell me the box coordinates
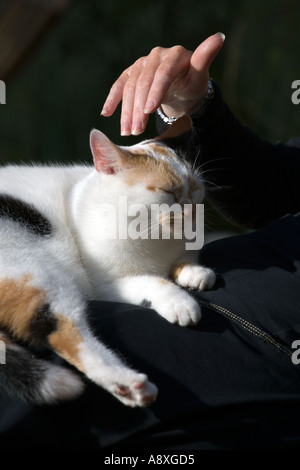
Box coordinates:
[1,214,300,449]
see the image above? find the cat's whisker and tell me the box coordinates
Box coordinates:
[194,156,233,172]
[201,179,224,191]
[140,220,162,239]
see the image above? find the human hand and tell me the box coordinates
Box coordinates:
[101,33,225,136]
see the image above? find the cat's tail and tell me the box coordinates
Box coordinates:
[0,332,84,404]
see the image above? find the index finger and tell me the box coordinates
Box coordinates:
[101,69,129,117]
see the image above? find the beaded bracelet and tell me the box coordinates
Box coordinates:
[157,78,215,125]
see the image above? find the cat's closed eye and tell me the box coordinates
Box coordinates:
[147,186,177,201]
[160,188,176,198]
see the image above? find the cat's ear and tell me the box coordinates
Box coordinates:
[157,115,193,140]
[90,129,122,174]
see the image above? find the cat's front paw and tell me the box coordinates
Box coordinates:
[176,265,216,291]
[155,290,201,327]
[113,373,158,408]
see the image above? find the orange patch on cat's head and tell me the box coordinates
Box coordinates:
[122,145,184,196]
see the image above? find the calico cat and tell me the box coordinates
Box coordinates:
[0,116,215,407]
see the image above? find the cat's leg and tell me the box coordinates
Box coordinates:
[0,330,84,404]
[1,234,157,407]
[46,312,158,407]
[104,275,204,326]
[0,273,157,407]
[39,270,158,407]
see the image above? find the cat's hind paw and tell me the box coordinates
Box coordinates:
[113,373,158,407]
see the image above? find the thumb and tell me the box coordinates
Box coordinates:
[190,33,225,72]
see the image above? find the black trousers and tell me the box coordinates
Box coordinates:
[1,214,300,450]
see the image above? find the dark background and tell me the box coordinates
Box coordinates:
[0,0,299,232]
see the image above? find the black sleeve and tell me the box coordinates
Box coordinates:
[157,82,300,229]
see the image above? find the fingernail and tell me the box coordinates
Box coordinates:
[121,123,131,136]
[144,100,155,114]
[101,106,109,116]
[132,121,143,135]
[216,32,226,41]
